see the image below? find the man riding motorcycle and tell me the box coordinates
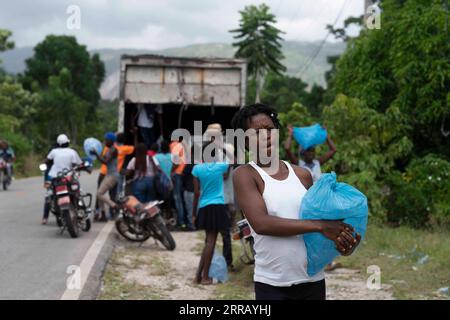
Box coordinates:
[42,134,83,225]
[0,140,16,187]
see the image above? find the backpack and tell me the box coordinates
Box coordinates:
[148,156,173,200]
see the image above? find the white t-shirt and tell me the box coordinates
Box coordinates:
[137,104,163,128]
[299,159,322,183]
[127,156,159,180]
[47,148,82,178]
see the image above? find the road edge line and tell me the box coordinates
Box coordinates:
[60,221,115,300]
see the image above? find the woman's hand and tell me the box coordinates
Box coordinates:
[338,232,361,256]
[317,220,358,255]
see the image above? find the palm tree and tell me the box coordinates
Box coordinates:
[230,4,286,103]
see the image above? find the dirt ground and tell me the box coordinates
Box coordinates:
[99,230,394,300]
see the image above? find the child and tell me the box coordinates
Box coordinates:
[283,124,337,182]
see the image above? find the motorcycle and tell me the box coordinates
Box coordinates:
[115,180,176,250]
[40,162,93,238]
[232,218,255,265]
[0,158,12,191]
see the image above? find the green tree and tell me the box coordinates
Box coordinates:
[21,35,106,147]
[230,4,286,102]
[0,29,14,81]
[34,68,89,146]
[22,35,105,108]
[328,0,450,158]
[0,29,14,55]
[0,79,41,168]
[260,72,309,112]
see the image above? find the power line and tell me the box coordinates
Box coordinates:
[297,0,350,77]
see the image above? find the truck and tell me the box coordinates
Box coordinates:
[118,54,247,144]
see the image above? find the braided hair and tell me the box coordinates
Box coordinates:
[231,103,280,131]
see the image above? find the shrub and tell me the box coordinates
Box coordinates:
[387,154,450,228]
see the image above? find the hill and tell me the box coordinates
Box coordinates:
[0,41,345,100]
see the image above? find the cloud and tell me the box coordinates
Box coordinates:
[1,0,362,49]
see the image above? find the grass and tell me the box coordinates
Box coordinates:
[335,224,450,300]
[100,223,449,300]
[98,245,171,300]
[204,224,450,300]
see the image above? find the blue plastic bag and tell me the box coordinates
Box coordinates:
[208,252,228,283]
[293,124,327,150]
[83,138,103,161]
[299,172,368,276]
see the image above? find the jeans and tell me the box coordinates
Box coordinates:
[183,190,194,229]
[132,176,156,203]
[43,190,52,219]
[139,126,155,149]
[172,174,186,227]
[6,163,12,177]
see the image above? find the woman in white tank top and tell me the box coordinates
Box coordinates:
[231,104,360,300]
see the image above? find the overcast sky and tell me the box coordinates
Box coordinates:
[1,0,363,49]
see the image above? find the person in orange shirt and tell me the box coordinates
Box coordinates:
[115,131,136,197]
[170,138,189,230]
[94,146,110,221]
[94,130,137,221]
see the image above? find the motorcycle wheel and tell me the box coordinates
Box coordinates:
[149,215,176,251]
[0,171,6,191]
[115,217,152,242]
[55,215,63,227]
[63,207,79,238]
[82,218,91,232]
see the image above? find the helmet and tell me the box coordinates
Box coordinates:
[57,134,70,146]
[104,132,116,142]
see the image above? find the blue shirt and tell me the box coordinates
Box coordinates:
[192,162,229,208]
[155,153,173,178]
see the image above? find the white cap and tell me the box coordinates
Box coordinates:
[57,134,70,146]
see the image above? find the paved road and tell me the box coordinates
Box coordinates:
[0,171,111,300]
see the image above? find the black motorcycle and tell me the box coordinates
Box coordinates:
[40,162,93,238]
[115,194,176,251]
